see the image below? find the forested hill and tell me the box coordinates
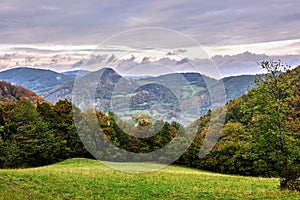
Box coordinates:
[0,67,74,94]
[182,63,300,190]
[0,81,46,104]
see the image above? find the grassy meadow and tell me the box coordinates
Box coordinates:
[0,158,299,200]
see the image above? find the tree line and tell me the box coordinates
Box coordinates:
[0,99,91,168]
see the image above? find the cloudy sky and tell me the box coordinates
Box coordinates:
[0,0,300,75]
[1,0,299,45]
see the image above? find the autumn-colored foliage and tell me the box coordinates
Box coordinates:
[0,81,47,104]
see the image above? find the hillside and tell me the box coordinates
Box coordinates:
[218,74,258,101]
[0,158,298,200]
[182,64,300,184]
[138,72,258,102]
[0,81,46,103]
[0,67,74,94]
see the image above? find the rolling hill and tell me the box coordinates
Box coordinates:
[0,67,258,123]
[0,67,258,105]
[138,72,258,102]
[0,67,74,94]
[25,67,258,124]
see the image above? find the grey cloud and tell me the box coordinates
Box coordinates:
[166,49,187,56]
[0,0,299,47]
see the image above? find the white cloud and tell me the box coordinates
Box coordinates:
[200,39,300,57]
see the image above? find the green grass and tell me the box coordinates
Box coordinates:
[0,158,299,199]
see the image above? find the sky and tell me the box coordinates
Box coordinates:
[0,0,300,76]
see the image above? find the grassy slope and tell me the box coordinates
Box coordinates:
[0,158,299,200]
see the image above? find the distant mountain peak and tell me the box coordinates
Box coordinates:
[100,68,122,83]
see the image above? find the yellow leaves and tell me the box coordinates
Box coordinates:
[221,122,245,138]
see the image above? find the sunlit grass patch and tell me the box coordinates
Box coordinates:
[0,158,299,199]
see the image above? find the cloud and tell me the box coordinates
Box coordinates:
[209,52,300,77]
[1,46,300,78]
[0,0,299,48]
[166,49,187,56]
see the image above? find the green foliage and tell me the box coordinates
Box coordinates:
[242,61,300,190]
[77,109,185,162]
[0,99,89,168]
[51,100,89,160]
[191,61,300,191]
[1,100,55,167]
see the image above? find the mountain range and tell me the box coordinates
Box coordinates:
[0,67,259,124]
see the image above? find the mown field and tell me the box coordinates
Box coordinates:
[0,158,299,200]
